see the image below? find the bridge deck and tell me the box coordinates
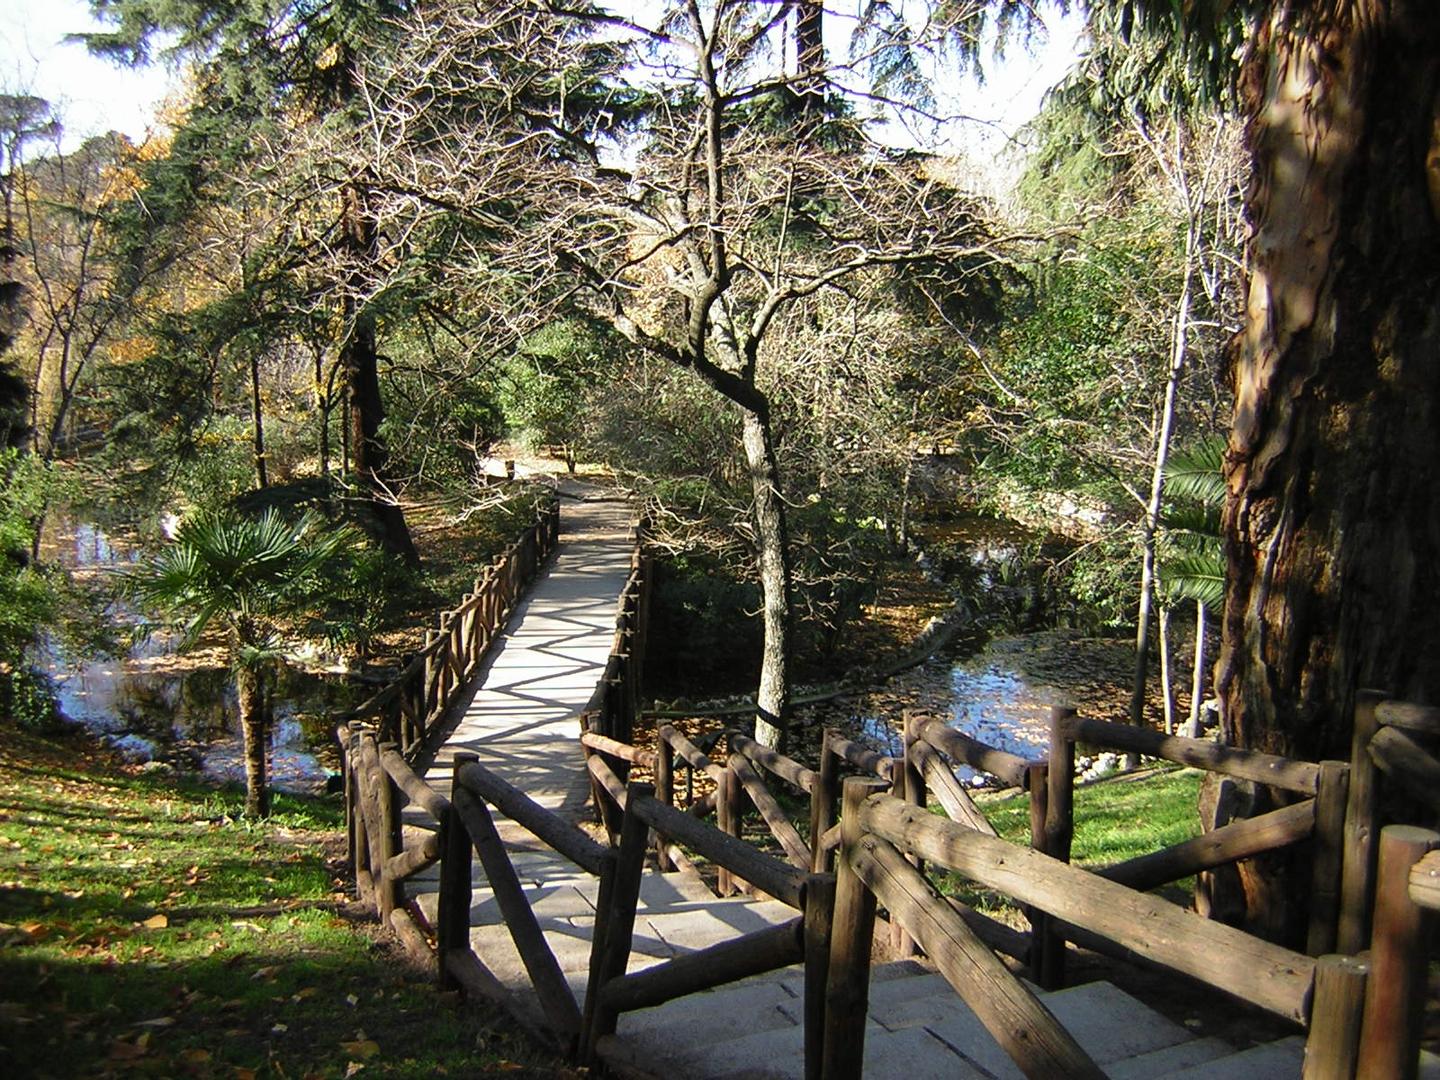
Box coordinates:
[418,489,634,821]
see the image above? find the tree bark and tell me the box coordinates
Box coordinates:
[1217,1,1440,939]
[743,406,794,751]
[341,180,419,566]
[250,350,268,489]
[237,664,269,818]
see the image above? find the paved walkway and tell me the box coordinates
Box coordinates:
[417,486,634,822]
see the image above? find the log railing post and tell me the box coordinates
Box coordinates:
[1355,824,1440,1080]
[655,731,675,871]
[822,777,887,1080]
[894,711,925,958]
[1303,954,1369,1080]
[810,729,840,874]
[1307,759,1351,957]
[376,741,405,921]
[1339,690,1384,954]
[436,752,478,991]
[803,872,837,1080]
[1040,705,1076,989]
[717,762,740,896]
[582,782,653,1065]
[1026,759,1062,988]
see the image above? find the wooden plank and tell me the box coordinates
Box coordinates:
[1374,699,1440,735]
[803,873,836,1080]
[1069,716,1321,795]
[384,830,441,883]
[716,764,738,896]
[730,753,811,870]
[1303,954,1368,1080]
[378,745,450,822]
[598,918,804,1014]
[452,786,582,1042]
[1339,691,1384,954]
[1369,725,1440,813]
[852,836,1106,1079]
[655,733,675,871]
[1356,825,1440,1080]
[860,794,1316,1023]
[821,778,888,1080]
[455,759,608,875]
[1307,761,1350,956]
[582,784,651,1064]
[661,724,726,785]
[919,717,1031,789]
[827,735,894,780]
[436,798,473,991]
[389,905,438,979]
[811,729,840,873]
[628,792,807,910]
[1025,760,1064,990]
[1408,849,1440,911]
[580,730,657,768]
[731,732,817,793]
[1099,799,1316,893]
[911,738,997,835]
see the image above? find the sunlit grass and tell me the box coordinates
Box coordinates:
[0,723,570,1079]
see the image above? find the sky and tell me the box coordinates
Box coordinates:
[0,0,1082,163]
[0,0,178,150]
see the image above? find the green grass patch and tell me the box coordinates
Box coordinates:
[933,765,1204,917]
[0,723,570,1079]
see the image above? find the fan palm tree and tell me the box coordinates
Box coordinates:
[129,509,354,816]
[1160,436,1225,737]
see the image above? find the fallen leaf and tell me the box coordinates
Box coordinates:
[108,1039,147,1061]
[291,987,318,1001]
[271,1023,288,1034]
[343,1064,365,1079]
[339,1039,380,1060]
[132,1017,176,1028]
[182,1049,212,1065]
[234,1068,257,1080]
[344,993,359,1007]
[140,914,168,930]
[494,1061,525,1072]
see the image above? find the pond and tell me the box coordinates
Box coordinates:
[34,518,360,794]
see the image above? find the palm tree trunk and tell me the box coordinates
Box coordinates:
[237,665,269,817]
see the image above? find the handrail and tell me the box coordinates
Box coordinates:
[339,497,561,756]
[1064,714,1321,795]
[857,788,1316,1023]
[629,791,807,909]
[455,759,608,875]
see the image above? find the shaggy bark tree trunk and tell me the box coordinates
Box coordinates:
[742,406,794,751]
[237,664,269,818]
[1217,1,1440,942]
[341,181,420,567]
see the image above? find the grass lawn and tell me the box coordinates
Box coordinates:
[0,722,572,1079]
[935,764,1205,915]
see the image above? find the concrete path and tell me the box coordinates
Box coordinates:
[418,485,634,821]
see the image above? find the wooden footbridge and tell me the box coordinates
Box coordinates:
[339,490,1440,1079]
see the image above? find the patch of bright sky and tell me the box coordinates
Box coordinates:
[0,0,179,151]
[2,0,1081,180]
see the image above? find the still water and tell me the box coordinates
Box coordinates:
[36,520,356,793]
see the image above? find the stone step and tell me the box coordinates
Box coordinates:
[1103,1037,1233,1078]
[1162,1035,1305,1079]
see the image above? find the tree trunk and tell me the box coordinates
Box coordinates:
[742,406,793,751]
[1217,2,1440,941]
[341,180,419,566]
[237,664,269,818]
[250,350,268,489]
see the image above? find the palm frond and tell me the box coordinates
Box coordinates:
[1163,435,1225,507]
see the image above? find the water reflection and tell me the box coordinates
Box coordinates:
[35,516,356,793]
[857,651,1054,787]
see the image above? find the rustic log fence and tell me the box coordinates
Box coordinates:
[333,511,1438,1080]
[340,496,560,756]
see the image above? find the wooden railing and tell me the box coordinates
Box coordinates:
[577,525,650,839]
[342,497,560,756]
